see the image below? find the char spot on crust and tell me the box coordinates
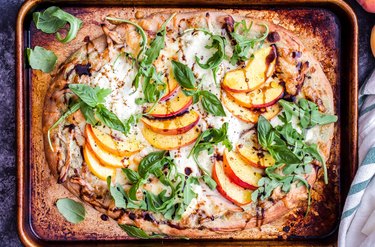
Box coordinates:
[267,32,280,43]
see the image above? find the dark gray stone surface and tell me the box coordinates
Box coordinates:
[0,0,373,246]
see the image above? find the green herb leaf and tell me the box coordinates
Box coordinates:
[80,102,97,125]
[119,224,164,239]
[33,6,67,34]
[56,198,85,224]
[122,168,141,184]
[171,60,196,89]
[138,151,167,178]
[96,105,126,132]
[107,176,127,209]
[202,174,217,190]
[51,8,83,43]
[199,90,226,117]
[26,46,57,73]
[68,84,98,107]
[257,116,273,148]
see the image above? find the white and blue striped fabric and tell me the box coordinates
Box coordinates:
[338,69,375,247]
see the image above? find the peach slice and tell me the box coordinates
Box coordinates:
[85,126,130,168]
[83,144,115,181]
[222,93,281,123]
[141,110,200,135]
[222,45,277,93]
[226,81,284,109]
[212,161,253,206]
[142,125,200,150]
[160,73,180,101]
[223,150,263,189]
[237,130,275,168]
[146,90,193,118]
[89,125,142,156]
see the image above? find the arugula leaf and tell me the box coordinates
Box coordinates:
[199,90,226,117]
[56,198,85,224]
[105,17,148,60]
[51,8,83,43]
[33,6,67,34]
[107,176,127,209]
[33,7,82,43]
[171,60,197,89]
[47,101,81,151]
[26,46,57,73]
[278,99,337,129]
[119,224,164,239]
[189,123,232,189]
[228,21,269,65]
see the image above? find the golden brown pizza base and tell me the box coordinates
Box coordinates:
[31,7,340,241]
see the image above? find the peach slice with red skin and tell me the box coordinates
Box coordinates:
[237,130,275,168]
[222,92,281,123]
[160,73,180,101]
[222,45,277,93]
[142,125,201,150]
[83,144,116,181]
[223,150,263,189]
[85,126,130,168]
[146,90,193,118]
[212,161,253,206]
[226,81,284,109]
[89,125,142,156]
[141,110,200,135]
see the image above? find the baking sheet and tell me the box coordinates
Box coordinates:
[16,0,358,246]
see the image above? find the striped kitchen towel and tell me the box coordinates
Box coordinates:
[338,69,375,247]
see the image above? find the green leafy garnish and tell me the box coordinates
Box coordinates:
[47,84,139,151]
[56,198,85,224]
[228,20,269,65]
[106,151,202,221]
[278,99,338,129]
[119,224,165,239]
[26,46,57,73]
[189,123,232,189]
[253,100,337,215]
[171,61,226,116]
[33,6,83,43]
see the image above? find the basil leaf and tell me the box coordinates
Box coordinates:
[56,198,86,224]
[171,60,196,89]
[122,168,140,184]
[257,116,273,148]
[107,176,127,209]
[26,46,57,73]
[268,145,301,164]
[33,7,67,34]
[199,90,226,116]
[129,181,141,201]
[96,105,126,132]
[51,8,83,43]
[119,224,163,239]
[68,84,98,107]
[80,102,97,125]
[138,151,166,178]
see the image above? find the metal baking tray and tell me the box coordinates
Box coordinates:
[16,0,358,246]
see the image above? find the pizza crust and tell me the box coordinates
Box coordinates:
[42,10,336,239]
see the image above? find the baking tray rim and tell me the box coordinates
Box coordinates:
[16,0,358,246]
